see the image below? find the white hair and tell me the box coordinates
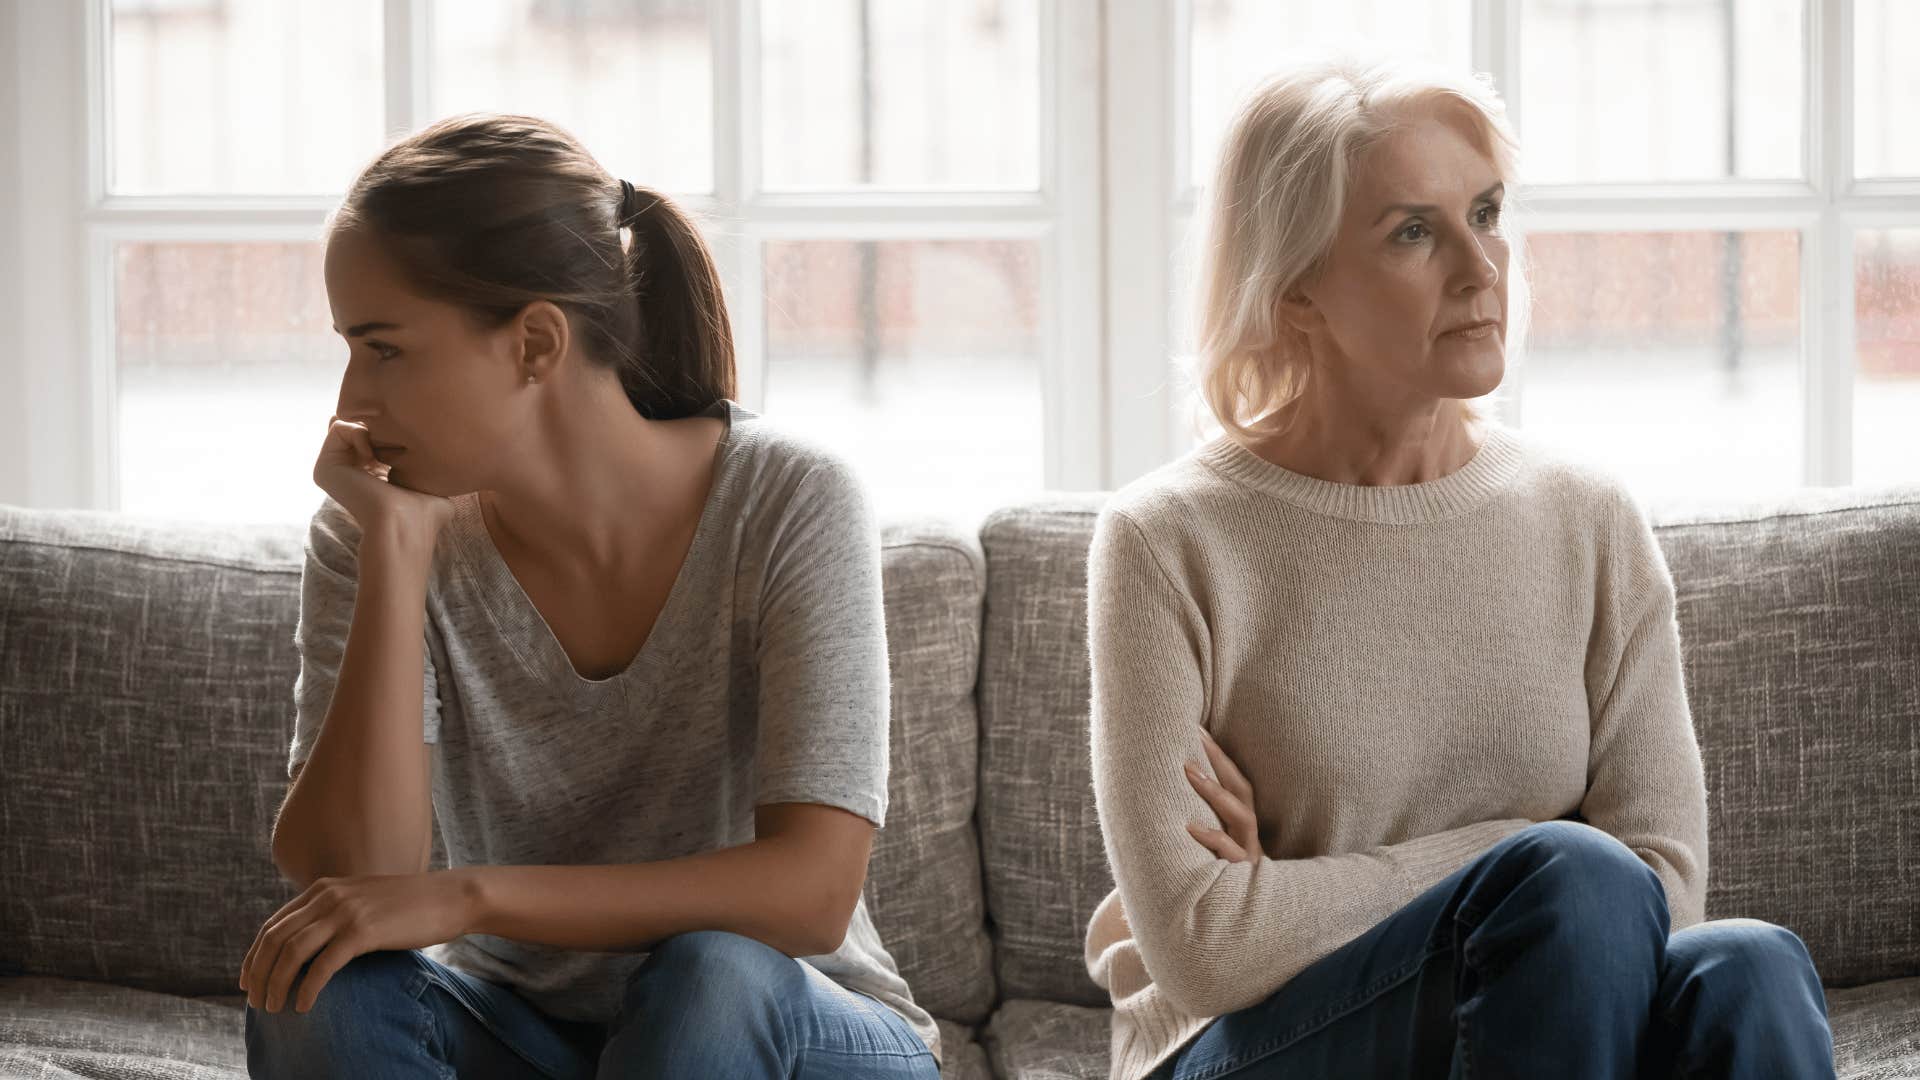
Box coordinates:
[1187,52,1531,446]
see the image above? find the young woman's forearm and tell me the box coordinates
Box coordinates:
[271,524,437,887]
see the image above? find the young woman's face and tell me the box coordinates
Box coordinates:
[1289,103,1510,408]
[322,226,556,498]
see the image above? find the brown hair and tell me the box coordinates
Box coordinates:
[328,111,735,420]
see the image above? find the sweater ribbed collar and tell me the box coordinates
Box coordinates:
[1196,419,1525,524]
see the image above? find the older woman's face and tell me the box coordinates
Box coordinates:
[1290,104,1510,407]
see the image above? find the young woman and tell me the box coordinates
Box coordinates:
[239,112,941,1079]
[1084,57,1835,1080]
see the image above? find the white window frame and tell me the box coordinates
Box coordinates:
[3,0,1104,509]
[5,0,1918,510]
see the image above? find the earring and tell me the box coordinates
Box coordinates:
[526,374,536,383]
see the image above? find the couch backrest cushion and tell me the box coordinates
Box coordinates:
[973,485,1920,1003]
[0,505,998,1019]
[977,495,1111,1006]
[1651,485,1920,986]
[864,522,998,1024]
[0,506,309,995]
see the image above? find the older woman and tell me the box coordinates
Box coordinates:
[1084,56,1835,1080]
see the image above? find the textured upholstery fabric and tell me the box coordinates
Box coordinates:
[0,507,315,997]
[1651,489,1920,988]
[864,522,998,1025]
[982,998,1113,1080]
[1827,978,1920,1080]
[0,977,248,1079]
[976,493,1112,1007]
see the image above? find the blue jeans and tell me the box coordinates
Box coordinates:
[1147,820,1835,1079]
[245,928,939,1079]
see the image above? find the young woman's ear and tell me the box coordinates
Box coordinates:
[512,299,571,379]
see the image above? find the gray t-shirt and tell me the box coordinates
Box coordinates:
[287,398,940,1064]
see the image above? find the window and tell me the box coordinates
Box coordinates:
[5,1,1916,524]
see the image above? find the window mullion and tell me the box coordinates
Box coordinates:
[1105,0,1176,488]
[1808,0,1854,486]
[1047,0,1106,490]
[383,0,427,140]
[718,0,765,411]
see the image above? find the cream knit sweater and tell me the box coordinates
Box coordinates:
[1083,419,1710,1080]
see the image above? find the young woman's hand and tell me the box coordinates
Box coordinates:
[239,869,481,1014]
[1185,727,1265,863]
[313,416,454,542]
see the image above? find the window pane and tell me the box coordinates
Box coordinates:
[1856,0,1920,179]
[114,242,338,524]
[108,0,384,194]
[430,0,713,194]
[1520,231,1802,499]
[1855,229,1920,486]
[760,1,1040,190]
[762,240,1042,525]
[1518,0,1802,183]
[1188,0,1473,190]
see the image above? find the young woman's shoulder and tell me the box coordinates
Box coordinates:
[728,410,873,515]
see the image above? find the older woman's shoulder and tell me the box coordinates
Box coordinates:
[1504,426,1643,515]
[1096,448,1238,543]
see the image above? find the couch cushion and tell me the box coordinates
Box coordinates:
[975,977,1920,1080]
[0,504,996,1027]
[1828,976,1920,1080]
[974,484,1920,1007]
[1650,485,1920,987]
[977,495,1111,1007]
[981,997,1110,1080]
[866,522,998,1025]
[0,976,246,1078]
[935,1019,996,1080]
[0,506,311,998]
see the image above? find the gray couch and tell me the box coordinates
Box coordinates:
[3,482,1918,1079]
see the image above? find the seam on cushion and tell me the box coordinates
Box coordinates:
[978,504,1102,543]
[881,536,986,571]
[0,535,301,574]
[1649,492,1920,529]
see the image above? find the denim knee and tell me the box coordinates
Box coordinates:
[1477,820,1670,934]
[623,929,792,1008]
[245,948,430,1072]
[1662,919,1823,1020]
[603,931,799,1074]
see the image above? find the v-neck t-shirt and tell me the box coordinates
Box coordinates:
[285,398,941,1064]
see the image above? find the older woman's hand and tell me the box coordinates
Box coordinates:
[1184,727,1265,863]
